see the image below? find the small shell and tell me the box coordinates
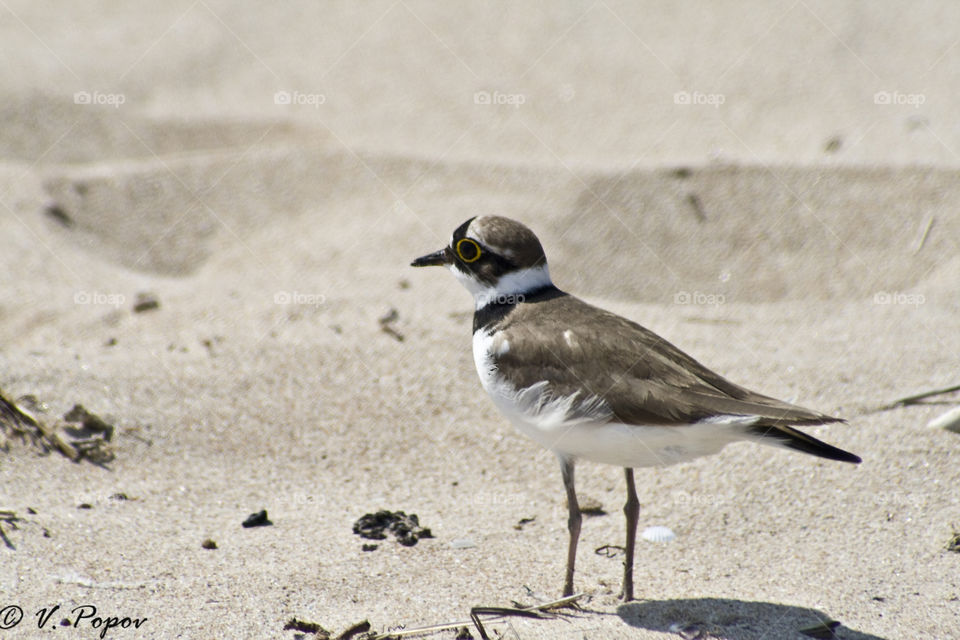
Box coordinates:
[449,537,476,549]
[641,525,677,543]
[928,406,960,433]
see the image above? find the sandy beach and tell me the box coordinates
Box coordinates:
[1,2,959,638]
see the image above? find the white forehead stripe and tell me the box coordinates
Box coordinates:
[467,217,517,260]
[466,218,480,238]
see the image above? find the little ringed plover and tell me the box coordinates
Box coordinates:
[412,215,860,601]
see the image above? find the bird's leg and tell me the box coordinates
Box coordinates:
[560,456,581,597]
[620,467,639,601]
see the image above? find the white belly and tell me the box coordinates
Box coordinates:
[510,417,746,468]
[473,329,749,468]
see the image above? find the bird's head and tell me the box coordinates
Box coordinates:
[411,216,552,308]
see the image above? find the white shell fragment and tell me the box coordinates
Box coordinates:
[641,525,677,543]
[449,537,477,549]
[928,406,960,433]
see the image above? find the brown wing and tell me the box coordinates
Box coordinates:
[492,294,842,427]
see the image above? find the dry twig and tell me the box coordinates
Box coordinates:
[369,593,584,640]
[886,383,960,409]
[0,390,115,463]
[0,390,78,460]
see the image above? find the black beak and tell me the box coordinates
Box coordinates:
[411,247,450,267]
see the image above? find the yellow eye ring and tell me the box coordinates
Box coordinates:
[456,238,482,263]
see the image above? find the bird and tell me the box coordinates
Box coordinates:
[411,215,860,601]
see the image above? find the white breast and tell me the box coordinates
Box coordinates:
[472,328,751,468]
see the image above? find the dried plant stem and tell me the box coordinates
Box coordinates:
[368,593,584,639]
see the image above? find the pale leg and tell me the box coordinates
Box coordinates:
[560,456,581,597]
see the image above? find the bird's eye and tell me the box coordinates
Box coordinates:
[455,238,482,263]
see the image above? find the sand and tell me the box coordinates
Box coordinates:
[1,2,959,638]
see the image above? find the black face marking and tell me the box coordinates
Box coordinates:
[449,218,523,286]
[451,217,475,243]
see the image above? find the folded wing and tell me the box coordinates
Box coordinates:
[493,294,842,428]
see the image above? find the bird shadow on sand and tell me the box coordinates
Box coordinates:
[616,597,887,639]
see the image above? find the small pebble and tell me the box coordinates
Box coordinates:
[823,136,842,153]
[133,292,160,313]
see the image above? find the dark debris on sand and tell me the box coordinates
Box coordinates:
[283,617,330,636]
[335,620,371,640]
[282,618,374,640]
[133,291,160,313]
[64,404,115,441]
[242,510,273,528]
[947,530,960,553]
[352,510,432,547]
[0,391,114,464]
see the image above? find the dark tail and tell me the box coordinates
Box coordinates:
[747,424,861,464]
